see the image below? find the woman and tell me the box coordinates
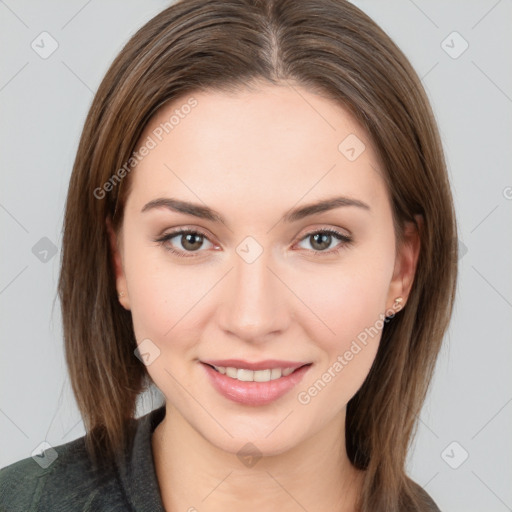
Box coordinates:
[0,0,457,510]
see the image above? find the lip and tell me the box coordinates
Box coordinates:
[200,361,312,406]
[201,359,308,371]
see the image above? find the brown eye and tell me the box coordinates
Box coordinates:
[309,233,332,251]
[180,232,204,251]
[155,229,214,257]
[297,229,352,255]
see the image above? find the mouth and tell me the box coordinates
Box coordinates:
[199,360,313,406]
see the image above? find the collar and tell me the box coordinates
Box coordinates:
[115,404,167,511]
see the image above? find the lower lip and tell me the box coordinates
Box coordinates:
[201,363,312,406]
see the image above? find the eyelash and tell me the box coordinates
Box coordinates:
[154,227,352,259]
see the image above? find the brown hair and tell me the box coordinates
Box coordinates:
[58,0,457,510]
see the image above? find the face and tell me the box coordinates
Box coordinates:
[107,83,419,456]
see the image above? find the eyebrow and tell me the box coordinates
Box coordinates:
[140,195,370,224]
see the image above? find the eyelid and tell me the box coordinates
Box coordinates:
[297,224,352,239]
[155,225,215,243]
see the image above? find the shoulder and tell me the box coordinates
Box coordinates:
[0,435,128,512]
[0,405,166,512]
[406,477,442,512]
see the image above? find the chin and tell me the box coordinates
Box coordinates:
[198,416,309,459]
[214,434,297,459]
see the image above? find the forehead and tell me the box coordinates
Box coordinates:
[126,84,388,216]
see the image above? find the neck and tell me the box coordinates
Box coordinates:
[152,403,363,512]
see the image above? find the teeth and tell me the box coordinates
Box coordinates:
[271,368,281,380]
[212,365,297,382]
[226,367,238,378]
[254,369,271,382]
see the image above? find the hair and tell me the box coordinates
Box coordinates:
[57,0,458,510]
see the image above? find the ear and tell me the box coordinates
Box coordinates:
[106,215,130,310]
[385,214,422,313]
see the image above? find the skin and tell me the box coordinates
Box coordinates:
[107,82,420,512]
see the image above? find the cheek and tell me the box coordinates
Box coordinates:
[296,256,394,353]
[293,275,388,420]
[123,239,200,343]
[292,242,395,406]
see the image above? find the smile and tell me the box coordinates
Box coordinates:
[200,361,313,406]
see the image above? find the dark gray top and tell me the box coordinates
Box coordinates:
[0,405,441,511]
[0,405,167,512]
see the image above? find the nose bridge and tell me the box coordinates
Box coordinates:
[218,240,286,341]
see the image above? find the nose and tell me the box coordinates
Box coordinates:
[217,245,289,343]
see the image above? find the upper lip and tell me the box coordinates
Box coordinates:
[201,359,311,371]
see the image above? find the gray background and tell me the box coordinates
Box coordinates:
[1,1,511,510]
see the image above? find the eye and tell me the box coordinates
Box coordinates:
[154,227,352,258]
[295,228,352,255]
[154,229,215,258]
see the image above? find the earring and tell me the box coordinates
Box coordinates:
[118,291,125,298]
[385,296,404,320]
